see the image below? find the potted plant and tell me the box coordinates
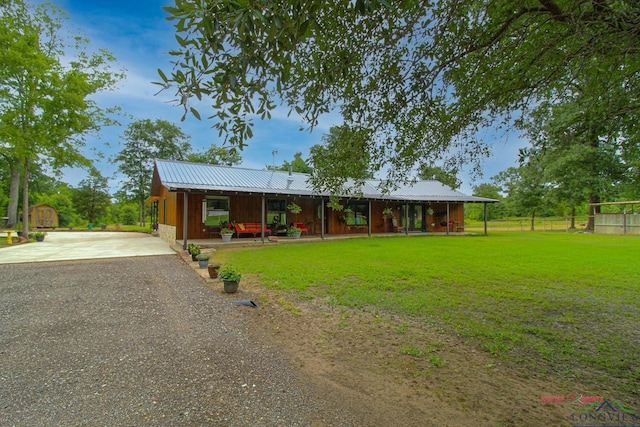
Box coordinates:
[219,220,235,242]
[220,226,234,242]
[383,207,393,218]
[287,202,302,214]
[196,253,212,269]
[189,244,201,261]
[218,264,241,293]
[287,226,302,239]
[208,262,222,278]
[33,231,47,242]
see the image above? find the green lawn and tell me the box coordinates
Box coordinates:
[217,232,639,398]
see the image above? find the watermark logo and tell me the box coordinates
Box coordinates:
[570,400,638,427]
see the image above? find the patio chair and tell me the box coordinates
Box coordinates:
[293,222,309,235]
[391,217,404,233]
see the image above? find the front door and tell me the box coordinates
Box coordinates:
[402,204,425,232]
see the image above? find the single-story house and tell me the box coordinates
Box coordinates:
[148,159,498,247]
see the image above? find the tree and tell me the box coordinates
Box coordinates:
[465,183,505,221]
[158,1,639,193]
[267,152,313,174]
[523,96,628,230]
[419,166,461,190]
[0,0,122,236]
[72,170,111,224]
[308,125,374,202]
[492,163,551,231]
[185,144,242,165]
[112,119,191,225]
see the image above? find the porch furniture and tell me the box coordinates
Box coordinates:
[391,217,404,232]
[235,222,272,237]
[292,222,308,235]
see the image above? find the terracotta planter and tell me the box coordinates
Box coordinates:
[208,264,221,278]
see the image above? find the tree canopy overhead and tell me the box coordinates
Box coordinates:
[158,0,640,193]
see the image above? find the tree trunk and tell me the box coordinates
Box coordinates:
[7,165,20,228]
[22,159,29,239]
[587,195,600,231]
[139,200,145,227]
[530,209,536,231]
[569,206,576,229]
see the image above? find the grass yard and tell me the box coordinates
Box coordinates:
[217,232,639,400]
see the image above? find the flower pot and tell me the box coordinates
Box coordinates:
[221,233,232,242]
[100,224,107,230]
[198,259,209,269]
[208,264,221,278]
[191,253,198,261]
[35,235,45,242]
[223,280,239,293]
[291,232,301,240]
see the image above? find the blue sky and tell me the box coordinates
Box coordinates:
[54,0,526,195]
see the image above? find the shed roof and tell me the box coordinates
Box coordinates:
[151,159,497,204]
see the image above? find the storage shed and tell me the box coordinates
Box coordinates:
[29,204,59,228]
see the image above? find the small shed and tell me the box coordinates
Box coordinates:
[29,204,59,228]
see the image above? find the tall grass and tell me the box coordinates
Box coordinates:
[218,232,640,397]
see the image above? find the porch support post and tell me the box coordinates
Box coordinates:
[182,192,189,250]
[261,195,266,243]
[446,203,450,235]
[404,203,409,235]
[367,201,372,237]
[484,203,488,235]
[321,198,325,240]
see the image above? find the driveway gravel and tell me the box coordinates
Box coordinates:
[0,255,360,426]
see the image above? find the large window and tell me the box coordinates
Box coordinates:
[267,199,286,225]
[344,202,368,225]
[202,196,229,225]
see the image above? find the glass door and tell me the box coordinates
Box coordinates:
[401,204,425,231]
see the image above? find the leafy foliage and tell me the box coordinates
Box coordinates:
[72,169,111,223]
[157,0,639,194]
[185,144,242,165]
[267,152,313,174]
[112,119,191,225]
[0,0,122,236]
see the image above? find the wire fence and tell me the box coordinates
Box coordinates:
[465,217,591,232]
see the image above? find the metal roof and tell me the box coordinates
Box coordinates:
[152,159,497,203]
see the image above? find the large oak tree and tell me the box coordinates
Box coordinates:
[157,0,639,194]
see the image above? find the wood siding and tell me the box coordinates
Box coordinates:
[162,188,466,240]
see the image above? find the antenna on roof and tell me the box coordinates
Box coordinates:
[271,150,278,167]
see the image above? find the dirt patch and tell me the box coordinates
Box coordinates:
[220,274,631,427]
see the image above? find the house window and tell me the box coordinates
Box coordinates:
[203,196,230,226]
[267,199,286,226]
[344,202,368,225]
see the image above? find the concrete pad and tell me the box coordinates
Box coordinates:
[0,231,175,264]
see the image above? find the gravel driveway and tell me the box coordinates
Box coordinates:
[0,255,359,426]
